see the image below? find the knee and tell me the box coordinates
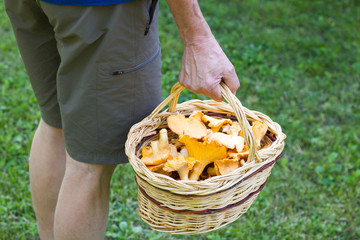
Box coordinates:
[64,154,116,185]
[38,118,64,140]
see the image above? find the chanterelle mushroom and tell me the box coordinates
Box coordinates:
[147,163,172,176]
[147,163,165,172]
[168,143,180,160]
[226,121,242,136]
[252,121,268,149]
[158,129,169,149]
[141,129,171,165]
[214,159,240,175]
[201,115,232,132]
[179,147,189,158]
[205,132,245,153]
[207,166,217,177]
[163,155,197,180]
[189,111,204,121]
[170,138,184,149]
[179,135,227,181]
[167,114,207,139]
[228,146,249,160]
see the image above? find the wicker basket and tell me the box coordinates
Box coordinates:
[125,82,286,235]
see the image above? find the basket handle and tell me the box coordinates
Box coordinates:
[148,82,260,162]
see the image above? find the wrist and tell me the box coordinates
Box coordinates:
[179,19,213,44]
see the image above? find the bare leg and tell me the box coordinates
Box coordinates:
[30,118,116,239]
[29,119,66,240]
[54,153,116,240]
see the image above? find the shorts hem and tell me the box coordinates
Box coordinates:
[41,114,62,129]
[66,145,128,165]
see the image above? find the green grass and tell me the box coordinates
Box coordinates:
[1,0,359,239]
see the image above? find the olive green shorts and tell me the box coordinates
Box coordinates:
[5,0,162,164]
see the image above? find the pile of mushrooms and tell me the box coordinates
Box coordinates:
[140,111,269,181]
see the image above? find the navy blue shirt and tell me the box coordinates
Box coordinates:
[41,0,134,6]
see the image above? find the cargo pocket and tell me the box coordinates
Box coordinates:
[144,0,159,35]
[96,46,162,153]
[112,46,160,75]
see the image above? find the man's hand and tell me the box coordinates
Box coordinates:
[180,37,239,101]
[166,0,239,101]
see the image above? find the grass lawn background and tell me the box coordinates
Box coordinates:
[1,0,359,239]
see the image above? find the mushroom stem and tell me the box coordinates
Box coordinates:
[151,141,159,155]
[163,156,197,180]
[207,167,217,177]
[189,162,206,181]
[159,129,169,149]
[240,159,246,166]
[178,166,189,180]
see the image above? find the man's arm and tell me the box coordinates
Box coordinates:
[166,0,240,101]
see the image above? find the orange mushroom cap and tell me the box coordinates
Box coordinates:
[163,155,198,180]
[141,128,171,165]
[147,162,165,172]
[201,115,232,132]
[179,135,227,181]
[167,114,207,139]
[252,121,269,149]
[214,159,240,175]
[146,163,172,176]
[228,121,242,136]
[227,147,249,160]
[205,132,245,153]
[189,111,204,121]
[141,141,170,165]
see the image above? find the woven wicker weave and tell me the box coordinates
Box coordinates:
[125,82,286,234]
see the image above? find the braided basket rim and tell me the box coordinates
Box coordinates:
[126,104,285,195]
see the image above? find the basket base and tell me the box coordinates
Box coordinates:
[137,189,260,235]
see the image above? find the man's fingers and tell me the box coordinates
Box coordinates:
[206,84,223,102]
[222,67,240,94]
[180,79,223,102]
[212,91,224,102]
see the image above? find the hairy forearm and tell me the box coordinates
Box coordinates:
[166,0,240,100]
[166,0,213,43]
